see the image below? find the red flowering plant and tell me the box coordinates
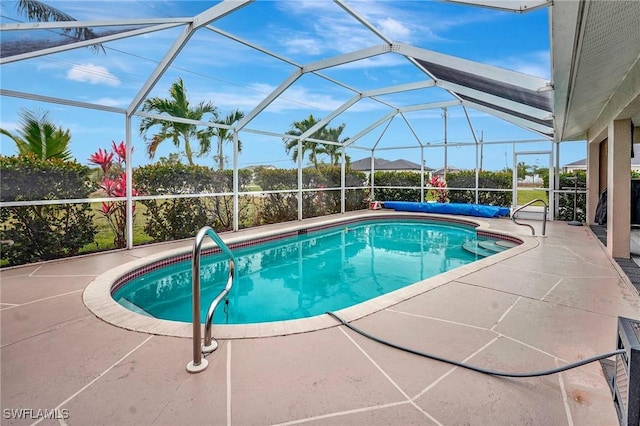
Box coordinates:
[89,141,138,248]
[428,175,449,203]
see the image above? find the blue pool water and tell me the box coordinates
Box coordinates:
[112,219,499,324]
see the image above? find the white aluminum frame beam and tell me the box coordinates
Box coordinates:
[398,100,462,113]
[128,0,253,116]
[462,99,553,137]
[302,45,391,73]
[371,119,394,151]
[444,0,550,13]
[1,88,125,114]
[206,24,369,98]
[238,44,393,131]
[398,43,550,92]
[0,23,182,64]
[436,80,552,119]
[298,94,362,141]
[363,80,436,97]
[235,68,303,131]
[1,17,193,30]
[399,113,424,148]
[297,81,439,142]
[205,25,299,67]
[333,0,393,45]
[344,111,397,147]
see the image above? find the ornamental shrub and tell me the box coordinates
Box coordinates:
[252,168,303,224]
[253,166,368,224]
[446,170,513,206]
[370,171,423,202]
[0,154,97,266]
[428,175,449,203]
[557,171,586,222]
[134,163,252,241]
[88,141,138,248]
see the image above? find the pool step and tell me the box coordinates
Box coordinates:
[478,240,511,253]
[495,240,519,249]
[462,241,497,257]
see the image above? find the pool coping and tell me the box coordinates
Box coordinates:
[83,211,538,339]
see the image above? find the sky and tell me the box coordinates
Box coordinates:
[0,0,586,172]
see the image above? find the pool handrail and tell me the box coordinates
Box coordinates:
[186,226,236,374]
[511,198,548,236]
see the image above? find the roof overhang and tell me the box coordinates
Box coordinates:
[399,43,554,139]
[552,0,640,142]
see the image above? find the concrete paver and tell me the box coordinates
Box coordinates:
[1,215,639,426]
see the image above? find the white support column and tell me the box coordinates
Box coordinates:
[420,148,425,203]
[607,119,632,258]
[340,147,346,214]
[475,143,480,205]
[297,139,303,221]
[370,154,375,201]
[586,140,600,224]
[125,115,133,250]
[233,130,239,232]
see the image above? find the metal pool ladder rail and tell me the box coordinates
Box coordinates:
[186,226,236,373]
[511,198,548,236]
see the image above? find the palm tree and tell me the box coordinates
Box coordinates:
[138,78,218,166]
[318,123,350,166]
[283,114,327,168]
[205,109,245,170]
[15,0,103,53]
[0,109,72,161]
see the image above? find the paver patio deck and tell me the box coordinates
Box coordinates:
[1,212,639,425]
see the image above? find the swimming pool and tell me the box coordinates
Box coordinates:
[83,212,529,338]
[111,217,516,325]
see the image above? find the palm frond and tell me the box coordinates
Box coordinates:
[2,108,72,161]
[16,0,104,53]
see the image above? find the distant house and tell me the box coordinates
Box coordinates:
[563,144,640,173]
[240,164,278,185]
[241,165,278,171]
[432,166,462,177]
[350,157,432,175]
[562,159,587,173]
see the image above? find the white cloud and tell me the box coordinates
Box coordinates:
[489,50,551,79]
[201,82,384,115]
[377,17,411,41]
[66,64,121,87]
[90,97,128,108]
[0,120,19,132]
[283,37,324,56]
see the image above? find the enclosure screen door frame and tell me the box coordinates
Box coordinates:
[513,150,554,221]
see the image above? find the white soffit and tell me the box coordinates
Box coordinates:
[444,0,550,13]
[554,0,640,141]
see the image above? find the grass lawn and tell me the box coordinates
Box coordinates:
[79,202,153,253]
[517,189,548,205]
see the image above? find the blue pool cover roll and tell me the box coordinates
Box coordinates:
[383,201,510,218]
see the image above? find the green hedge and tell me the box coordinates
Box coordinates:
[446,170,513,206]
[134,164,253,240]
[370,171,423,201]
[371,170,513,206]
[1,155,97,266]
[557,171,586,222]
[253,166,368,224]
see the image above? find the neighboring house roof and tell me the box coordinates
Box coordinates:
[241,165,278,170]
[432,166,462,175]
[563,159,587,168]
[562,144,640,168]
[351,157,432,172]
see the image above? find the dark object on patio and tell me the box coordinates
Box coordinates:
[610,316,640,426]
[595,189,607,225]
